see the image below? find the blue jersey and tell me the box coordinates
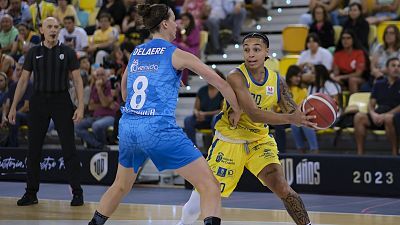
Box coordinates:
[123,38,180,118]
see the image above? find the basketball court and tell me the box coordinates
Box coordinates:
[1,181,399,225]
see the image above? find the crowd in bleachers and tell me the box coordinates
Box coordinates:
[0,0,398,156]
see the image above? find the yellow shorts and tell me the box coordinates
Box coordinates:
[206,134,280,197]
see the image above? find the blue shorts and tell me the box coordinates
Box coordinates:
[118,114,202,173]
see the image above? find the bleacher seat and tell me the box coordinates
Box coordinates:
[199,31,208,60]
[279,54,299,76]
[345,92,370,114]
[282,24,309,54]
[368,25,377,46]
[377,21,400,44]
[333,25,343,45]
[79,0,96,12]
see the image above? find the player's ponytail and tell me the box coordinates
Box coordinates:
[137,4,170,33]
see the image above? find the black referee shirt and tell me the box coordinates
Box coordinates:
[23,41,80,93]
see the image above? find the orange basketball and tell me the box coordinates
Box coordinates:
[301,93,339,130]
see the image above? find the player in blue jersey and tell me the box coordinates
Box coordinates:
[88,3,240,225]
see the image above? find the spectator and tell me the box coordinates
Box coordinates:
[309,64,342,104]
[182,0,209,27]
[204,0,246,54]
[183,69,224,147]
[97,0,126,28]
[331,29,367,93]
[337,0,368,25]
[121,5,138,34]
[354,57,400,156]
[7,0,32,26]
[343,2,370,51]
[29,0,55,31]
[0,45,15,81]
[173,12,200,85]
[0,72,8,112]
[286,65,319,153]
[309,5,335,48]
[0,15,19,55]
[1,59,33,147]
[58,16,88,57]
[0,0,9,18]
[366,0,400,25]
[299,0,339,25]
[369,25,400,91]
[298,33,333,83]
[75,67,118,149]
[245,0,268,24]
[88,13,117,65]
[53,0,80,27]
[10,22,41,61]
[121,6,149,49]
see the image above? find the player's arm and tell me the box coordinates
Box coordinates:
[277,77,297,114]
[228,71,299,125]
[172,49,240,114]
[121,67,128,102]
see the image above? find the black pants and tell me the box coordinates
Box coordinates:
[26,92,82,195]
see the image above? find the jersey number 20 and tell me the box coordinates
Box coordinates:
[130,76,148,109]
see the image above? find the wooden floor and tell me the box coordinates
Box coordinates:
[1,197,399,225]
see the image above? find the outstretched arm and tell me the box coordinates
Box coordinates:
[172,49,240,115]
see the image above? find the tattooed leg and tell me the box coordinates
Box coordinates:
[281,192,311,225]
[258,164,311,225]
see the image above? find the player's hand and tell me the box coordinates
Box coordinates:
[7,107,17,125]
[72,106,84,123]
[228,109,241,127]
[292,106,317,128]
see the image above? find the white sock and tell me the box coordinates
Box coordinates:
[177,190,201,225]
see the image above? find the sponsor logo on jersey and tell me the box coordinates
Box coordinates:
[130,59,159,73]
[266,86,274,95]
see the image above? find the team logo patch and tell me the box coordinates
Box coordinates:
[216,152,224,163]
[90,152,108,181]
[59,54,64,60]
[216,167,227,177]
[266,86,274,95]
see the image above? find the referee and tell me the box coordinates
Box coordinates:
[8,17,85,206]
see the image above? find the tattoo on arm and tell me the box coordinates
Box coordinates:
[281,193,311,225]
[278,78,297,113]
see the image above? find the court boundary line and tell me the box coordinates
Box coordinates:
[1,196,399,218]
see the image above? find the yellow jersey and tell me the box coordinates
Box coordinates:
[289,86,307,105]
[215,63,280,142]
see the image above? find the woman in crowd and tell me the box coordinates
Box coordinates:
[286,65,319,153]
[309,5,335,48]
[332,29,368,93]
[342,2,370,51]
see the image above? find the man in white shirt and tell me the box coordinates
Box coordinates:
[58,16,88,57]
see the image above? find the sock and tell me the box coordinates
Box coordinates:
[178,191,201,225]
[90,210,109,225]
[204,216,221,225]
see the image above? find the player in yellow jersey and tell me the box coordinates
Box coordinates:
[176,33,316,225]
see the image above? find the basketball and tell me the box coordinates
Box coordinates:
[301,93,339,130]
